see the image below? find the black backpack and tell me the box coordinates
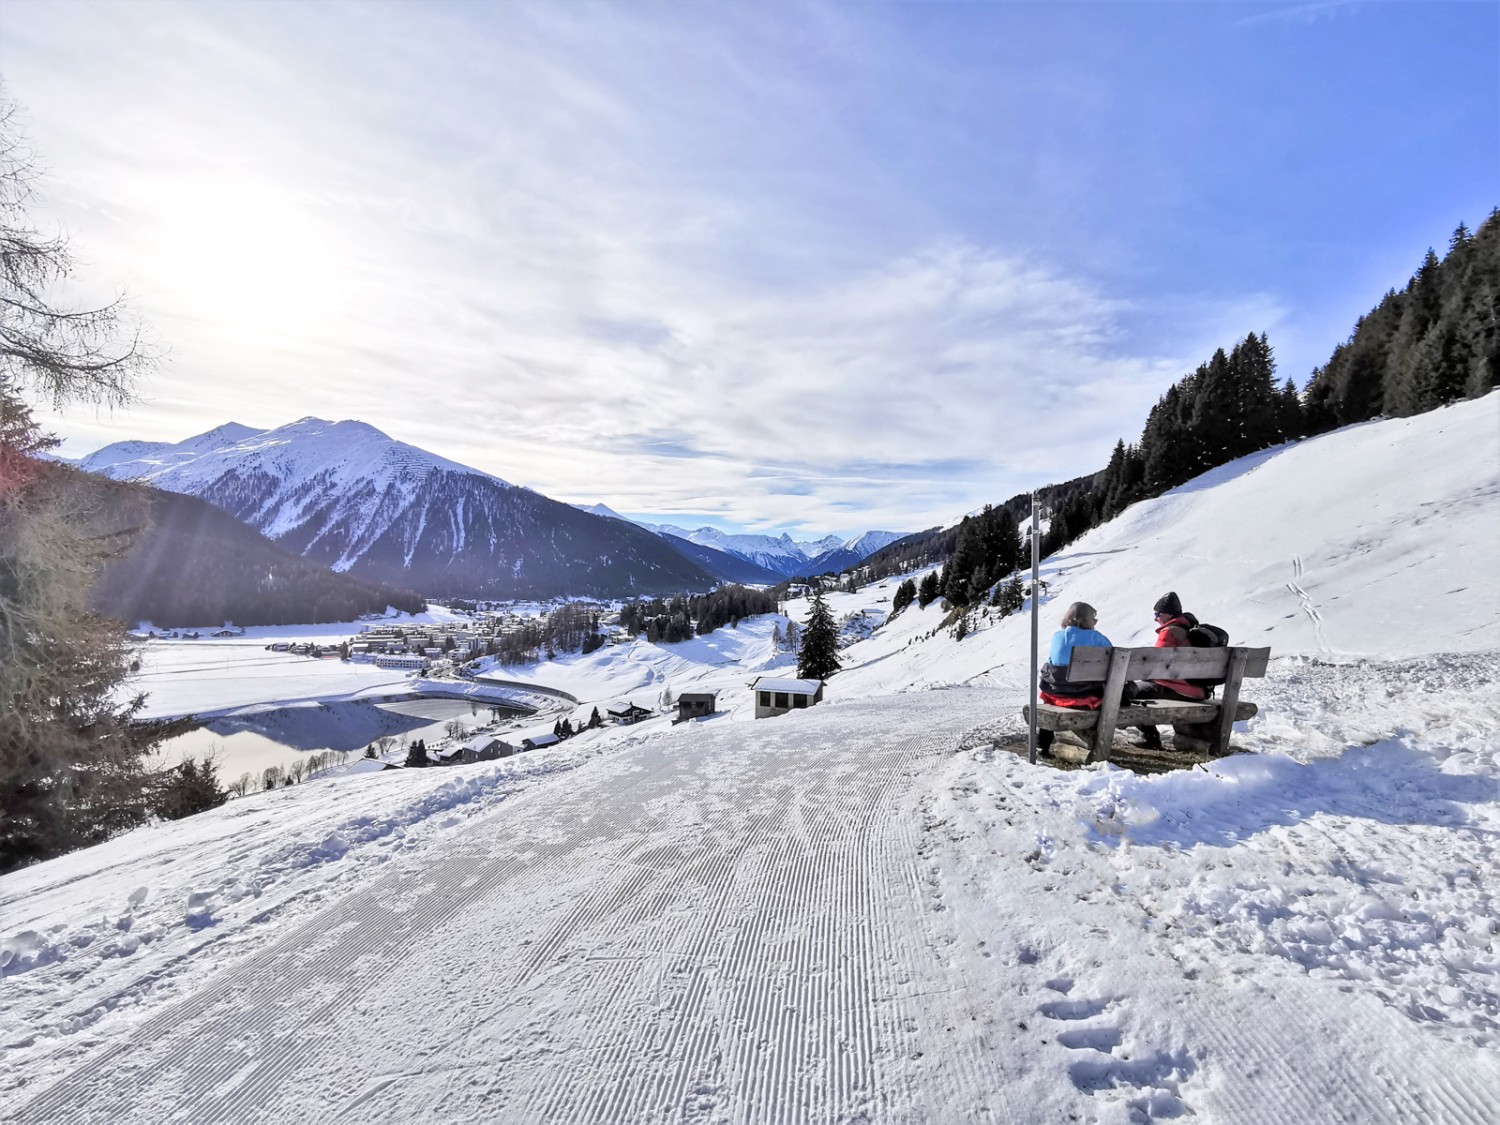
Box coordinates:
[1185,622,1231,691]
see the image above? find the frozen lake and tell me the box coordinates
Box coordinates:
[157,697,528,785]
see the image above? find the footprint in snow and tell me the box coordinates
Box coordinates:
[1037,990,1197,1120]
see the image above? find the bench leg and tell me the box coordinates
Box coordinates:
[1212,649,1251,755]
[1089,649,1134,764]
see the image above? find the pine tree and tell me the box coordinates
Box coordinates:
[917,570,940,608]
[943,515,982,606]
[155,756,227,820]
[797,591,841,680]
[1,96,160,872]
[892,578,917,614]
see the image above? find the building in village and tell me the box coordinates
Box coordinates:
[607,702,653,725]
[461,735,514,763]
[677,692,717,722]
[751,676,824,719]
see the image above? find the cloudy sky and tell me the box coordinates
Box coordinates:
[3,0,1495,537]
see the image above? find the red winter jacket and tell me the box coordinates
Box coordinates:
[1153,616,1206,700]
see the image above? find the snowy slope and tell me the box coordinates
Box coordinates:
[5,399,1498,1122]
[827,392,1500,700]
[81,419,715,599]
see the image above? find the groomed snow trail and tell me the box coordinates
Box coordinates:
[8,680,1499,1123]
[8,696,995,1124]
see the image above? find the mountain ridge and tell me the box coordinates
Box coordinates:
[83,419,716,599]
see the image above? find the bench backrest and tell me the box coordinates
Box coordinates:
[1066,645,1271,682]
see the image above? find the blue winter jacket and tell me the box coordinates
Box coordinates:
[1047,626,1113,670]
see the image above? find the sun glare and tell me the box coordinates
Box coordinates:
[149,180,348,338]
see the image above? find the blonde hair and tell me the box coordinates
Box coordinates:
[1061,601,1097,629]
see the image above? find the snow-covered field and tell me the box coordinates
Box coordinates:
[128,607,477,721]
[3,395,1497,1122]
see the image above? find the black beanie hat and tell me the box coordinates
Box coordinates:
[1154,591,1182,617]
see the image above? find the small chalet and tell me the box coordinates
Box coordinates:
[607,703,653,725]
[522,733,560,752]
[677,692,717,722]
[752,676,824,719]
[461,734,514,763]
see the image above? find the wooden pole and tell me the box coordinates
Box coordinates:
[1028,493,1040,765]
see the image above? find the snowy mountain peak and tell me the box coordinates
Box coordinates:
[76,418,712,597]
[181,421,267,449]
[574,502,631,522]
[842,530,905,555]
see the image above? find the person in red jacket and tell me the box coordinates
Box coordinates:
[1130,591,1206,749]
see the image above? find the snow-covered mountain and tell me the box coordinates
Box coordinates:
[568,505,911,581]
[801,529,908,575]
[83,419,714,599]
[637,524,905,578]
[572,502,630,522]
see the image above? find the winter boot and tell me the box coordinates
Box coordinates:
[1131,725,1164,750]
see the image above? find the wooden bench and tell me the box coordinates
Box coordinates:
[1022,645,1271,763]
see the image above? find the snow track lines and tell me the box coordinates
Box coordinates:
[8,703,969,1124]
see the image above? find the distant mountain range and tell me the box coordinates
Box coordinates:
[581,506,906,580]
[83,420,906,598]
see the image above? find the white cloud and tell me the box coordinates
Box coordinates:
[12,0,1284,535]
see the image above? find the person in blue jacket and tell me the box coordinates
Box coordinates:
[1035,601,1128,754]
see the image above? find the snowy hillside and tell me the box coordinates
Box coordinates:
[828,391,1500,701]
[5,398,1498,1122]
[81,419,715,599]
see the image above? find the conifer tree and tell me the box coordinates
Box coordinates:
[917,570,940,608]
[797,591,841,681]
[892,578,917,614]
[1,96,163,871]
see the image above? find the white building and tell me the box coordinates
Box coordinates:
[374,653,427,670]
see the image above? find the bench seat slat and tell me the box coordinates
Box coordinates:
[1066,645,1270,682]
[1025,700,1258,731]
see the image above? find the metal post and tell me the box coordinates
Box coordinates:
[1028,492,1040,764]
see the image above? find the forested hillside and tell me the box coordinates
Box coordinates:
[1305,211,1499,427]
[88,480,426,627]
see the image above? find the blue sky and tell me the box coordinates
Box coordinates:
[4,0,1495,537]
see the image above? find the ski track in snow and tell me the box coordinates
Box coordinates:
[7,698,996,1123]
[9,660,1500,1123]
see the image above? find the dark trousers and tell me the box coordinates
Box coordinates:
[1130,681,1198,743]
